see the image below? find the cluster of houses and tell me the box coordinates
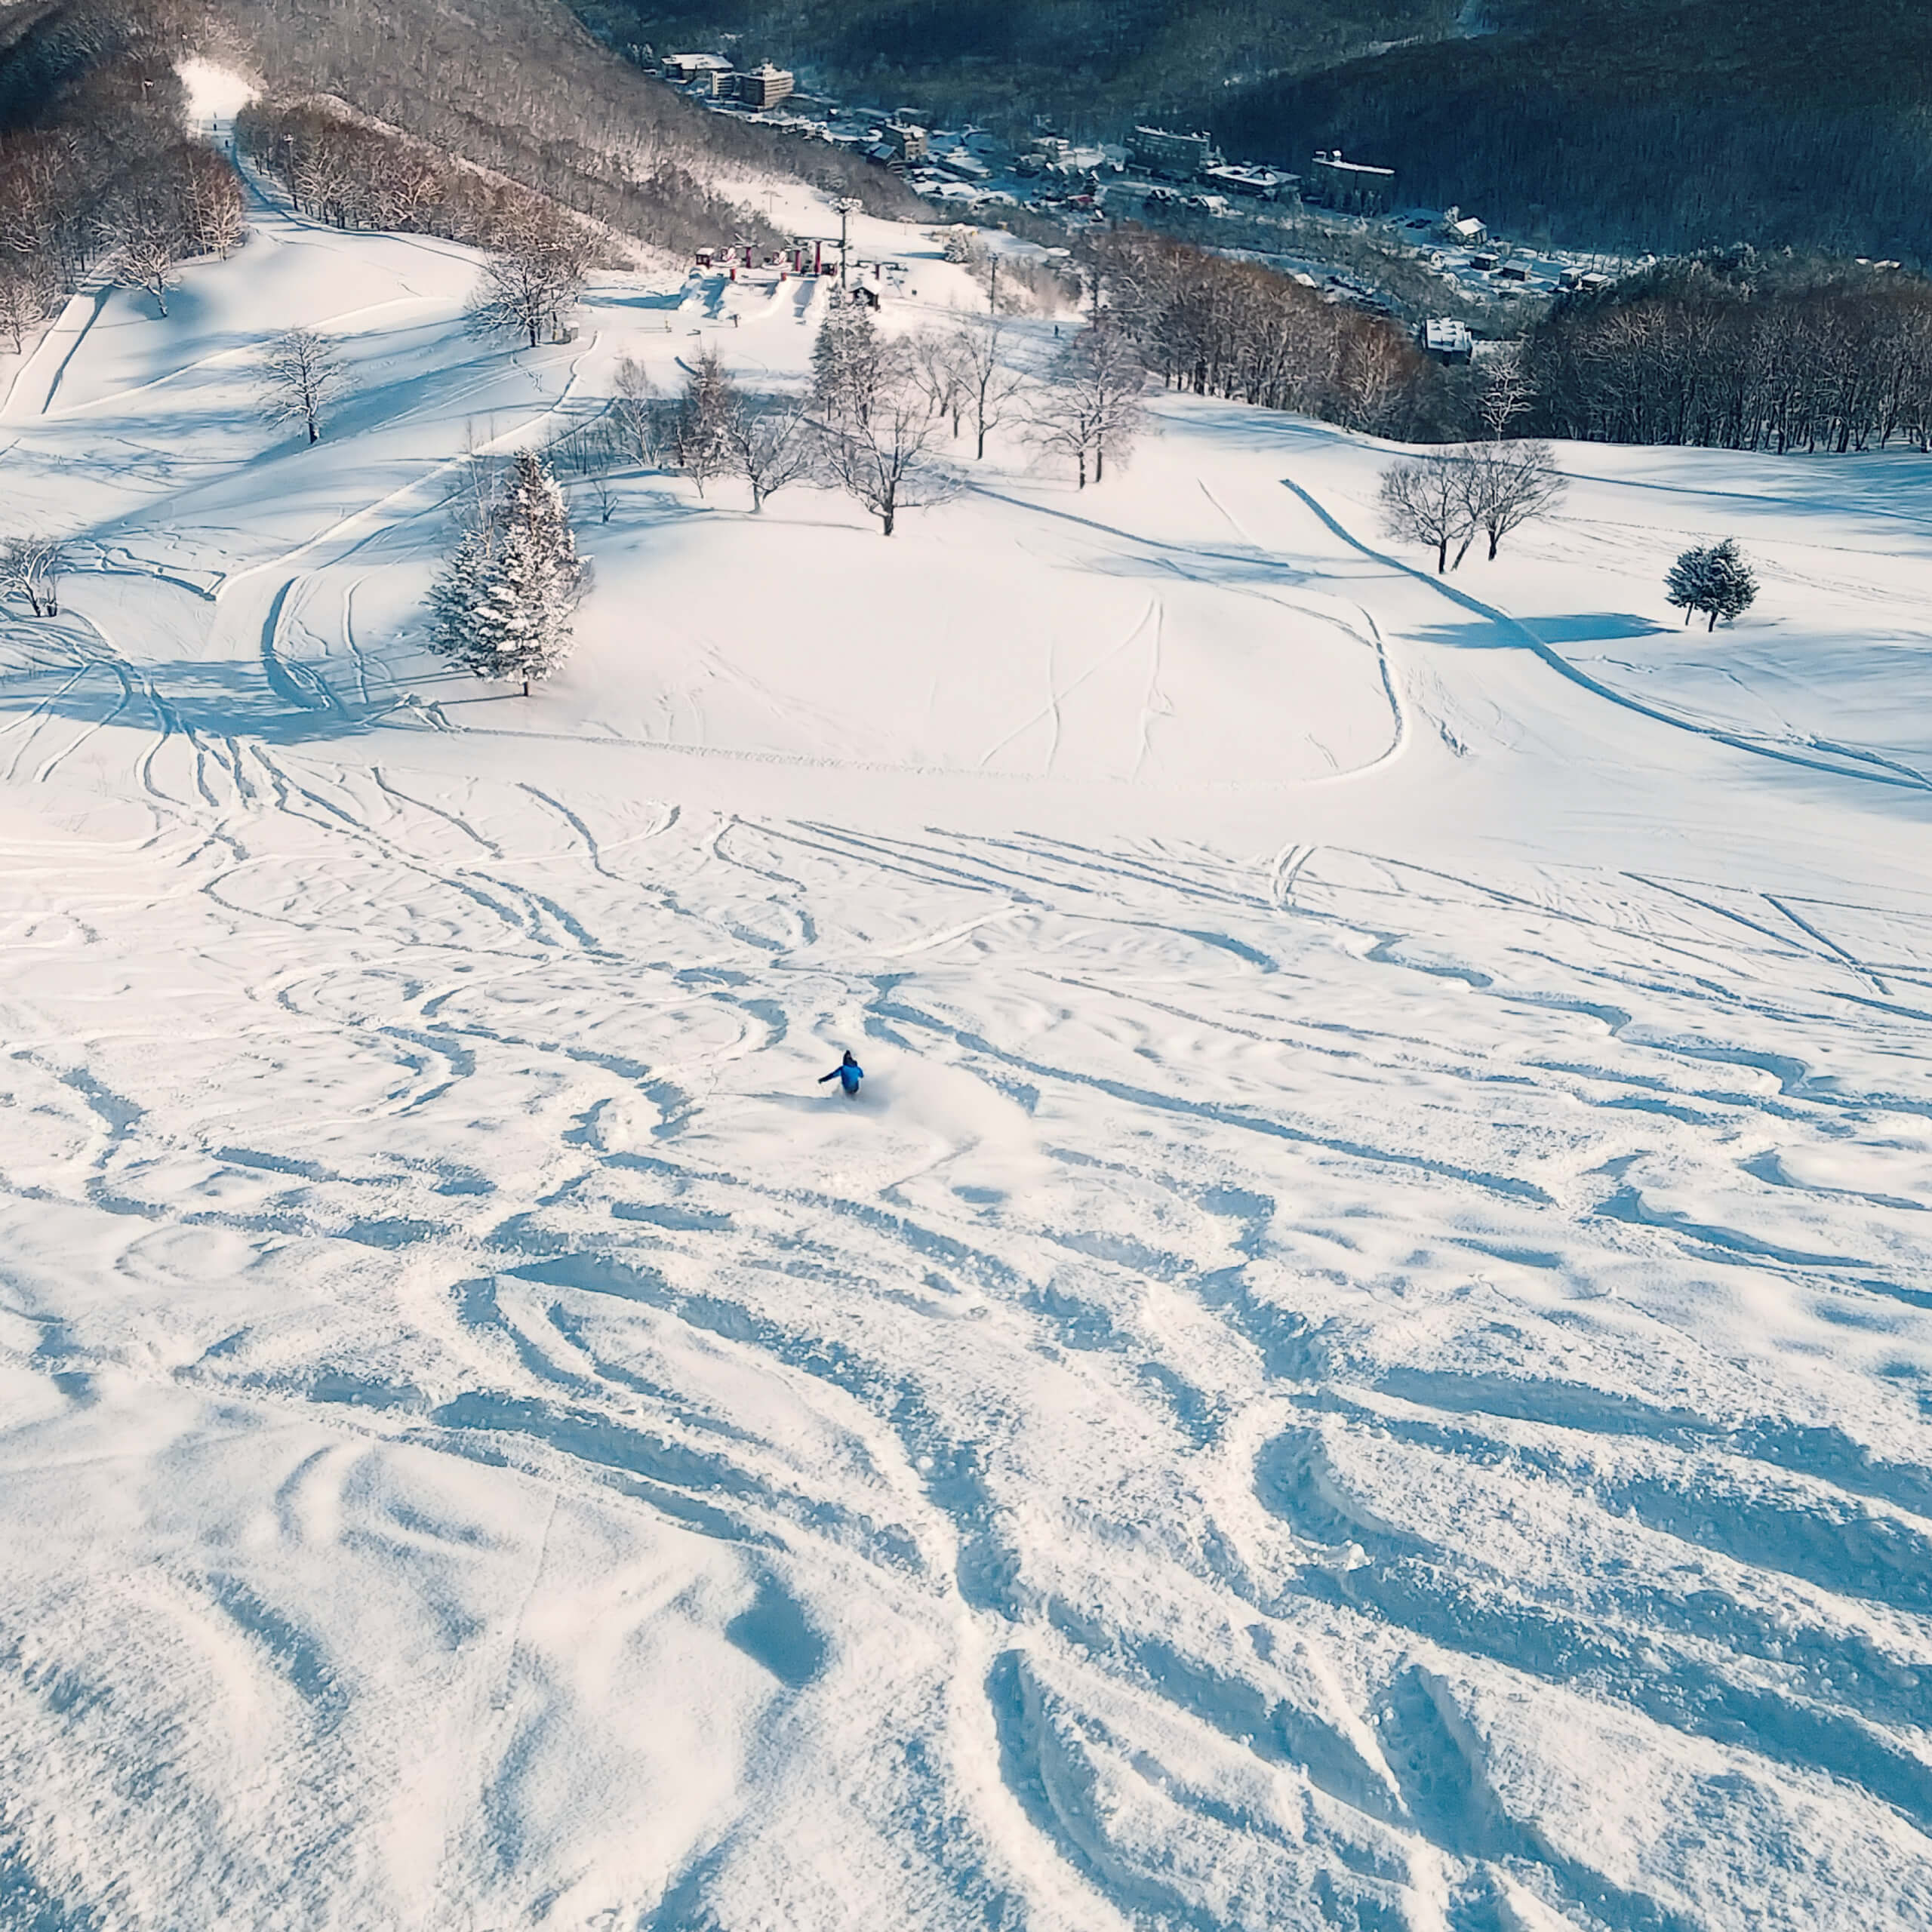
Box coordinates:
[1117,131,1395,213]
[651,53,1626,337]
[656,52,1033,202]
[653,51,1404,222]
[660,52,798,109]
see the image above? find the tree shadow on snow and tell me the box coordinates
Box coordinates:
[0,652,440,747]
[1415,612,1669,649]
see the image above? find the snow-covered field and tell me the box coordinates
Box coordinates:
[4,116,1932,1932]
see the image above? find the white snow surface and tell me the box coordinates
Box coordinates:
[3,171,1932,1932]
[177,57,257,129]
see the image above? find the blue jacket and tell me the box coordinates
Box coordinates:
[820,1054,863,1095]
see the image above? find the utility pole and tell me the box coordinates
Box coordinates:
[834,196,861,291]
[989,254,999,315]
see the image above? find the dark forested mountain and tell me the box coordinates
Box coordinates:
[1212,0,1932,261]
[577,0,1932,261]
[574,0,1463,126]
[3,0,1924,268]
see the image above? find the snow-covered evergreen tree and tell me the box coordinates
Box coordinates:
[1666,538,1758,631]
[427,525,493,672]
[1703,537,1758,629]
[1665,544,1712,626]
[427,452,583,696]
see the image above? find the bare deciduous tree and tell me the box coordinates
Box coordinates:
[950,318,1026,460]
[1460,439,1566,558]
[1475,346,1538,439]
[260,328,346,445]
[1380,454,1474,574]
[107,171,188,317]
[0,537,69,617]
[469,213,592,349]
[179,146,245,260]
[670,347,737,496]
[909,328,971,437]
[1334,321,1410,434]
[609,355,660,464]
[0,264,56,352]
[818,389,954,535]
[1029,325,1149,487]
[724,395,818,511]
[808,301,955,533]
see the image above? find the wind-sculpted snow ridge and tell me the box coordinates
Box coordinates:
[1,174,1931,1931]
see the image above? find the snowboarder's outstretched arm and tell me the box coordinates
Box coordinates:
[820,1050,863,1095]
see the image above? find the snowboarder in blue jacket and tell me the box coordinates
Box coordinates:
[819,1049,863,1097]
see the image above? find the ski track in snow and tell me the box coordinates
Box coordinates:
[0,148,1930,1932]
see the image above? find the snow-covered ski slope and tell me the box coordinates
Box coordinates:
[5,137,1932,1932]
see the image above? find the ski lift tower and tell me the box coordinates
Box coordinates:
[832,196,862,289]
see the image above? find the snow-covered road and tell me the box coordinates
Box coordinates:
[2,177,1931,1931]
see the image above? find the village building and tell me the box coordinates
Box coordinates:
[1128,126,1220,180]
[735,63,795,109]
[1420,318,1474,361]
[1203,164,1297,201]
[1443,209,1487,246]
[662,51,734,91]
[1306,149,1395,214]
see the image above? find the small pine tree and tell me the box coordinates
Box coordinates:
[1665,544,1712,626]
[427,525,494,672]
[1666,538,1757,631]
[1703,537,1758,629]
[427,453,583,696]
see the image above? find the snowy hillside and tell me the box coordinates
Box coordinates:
[3,109,1932,1932]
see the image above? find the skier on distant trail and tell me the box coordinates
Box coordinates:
[818,1049,863,1098]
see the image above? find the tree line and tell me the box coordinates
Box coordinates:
[1209,2,1932,266]
[538,295,1153,541]
[573,0,1443,147]
[1078,224,1460,439]
[235,99,611,262]
[0,2,243,336]
[1063,225,1932,460]
[1522,255,1932,454]
[198,0,922,263]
